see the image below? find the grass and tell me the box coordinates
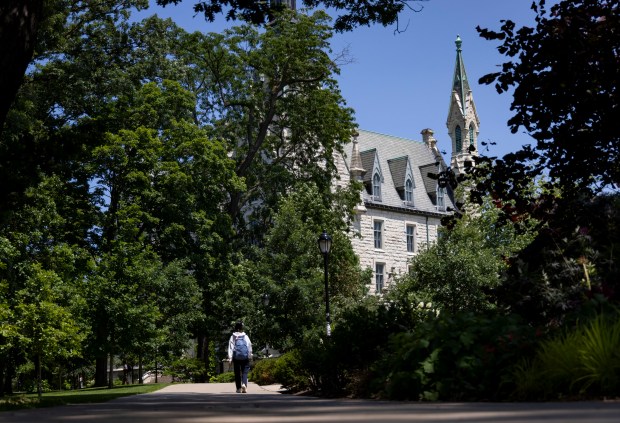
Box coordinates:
[0,383,170,412]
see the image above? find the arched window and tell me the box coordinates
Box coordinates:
[405,178,413,203]
[373,172,381,201]
[455,125,462,152]
[469,123,475,146]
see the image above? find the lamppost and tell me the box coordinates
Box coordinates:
[317,230,332,337]
[262,293,270,357]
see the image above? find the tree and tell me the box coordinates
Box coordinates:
[394,195,537,314]
[475,0,620,196]
[0,0,426,137]
[162,0,427,32]
[177,9,356,241]
[227,182,367,352]
[0,174,92,396]
[468,0,620,323]
[14,264,84,398]
[0,0,149,138]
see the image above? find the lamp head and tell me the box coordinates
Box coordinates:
[317,230,332,255]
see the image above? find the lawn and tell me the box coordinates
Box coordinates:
[0,383,170,412]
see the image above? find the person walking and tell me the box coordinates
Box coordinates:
[227,321,253,393]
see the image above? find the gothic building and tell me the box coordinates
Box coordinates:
[336,36,478,294]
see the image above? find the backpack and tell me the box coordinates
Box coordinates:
[233,334,249,360]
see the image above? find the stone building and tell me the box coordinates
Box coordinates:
[336,36,479,294]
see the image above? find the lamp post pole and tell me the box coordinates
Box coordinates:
[317,230,332,337]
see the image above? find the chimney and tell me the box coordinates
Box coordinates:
[421,128,436,149]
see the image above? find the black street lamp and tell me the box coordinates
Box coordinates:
[317,230,333,337]
[262,293,270,357]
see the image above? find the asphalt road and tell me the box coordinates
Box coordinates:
[2,383,620,423]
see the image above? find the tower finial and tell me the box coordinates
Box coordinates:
[455,35,462,51]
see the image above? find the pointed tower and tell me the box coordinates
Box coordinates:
[349,132,367,214]
[447,35,480,175]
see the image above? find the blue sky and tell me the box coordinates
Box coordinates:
[136,1,545,161]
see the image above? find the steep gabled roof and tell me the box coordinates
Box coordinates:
[387,156,408,190]
[419,163,439,195]
[360,149,377,183]
[344,130,454,214]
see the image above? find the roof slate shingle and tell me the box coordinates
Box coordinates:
[344,129,453,213]
[387,156,408,190]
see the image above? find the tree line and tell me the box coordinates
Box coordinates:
[1,0,619,399]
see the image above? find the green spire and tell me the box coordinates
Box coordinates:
[452,35,469,116]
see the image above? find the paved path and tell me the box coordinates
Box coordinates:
[2,383,620,423]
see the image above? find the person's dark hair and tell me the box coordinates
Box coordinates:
[234,321,243,331]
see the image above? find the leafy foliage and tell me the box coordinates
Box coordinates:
[249,358,278,386]
[372,312,538,401]
[513,311,620,399]
[494,194,620,326]
[159,0,428,32]
[396,203,535,314]
[477,0,620,193]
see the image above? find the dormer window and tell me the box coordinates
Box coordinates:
[372,172,382,201]
[455,125,462,152]
[405,178,413,204]
[469,123,475,147]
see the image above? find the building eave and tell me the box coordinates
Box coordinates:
[363,201,450,219]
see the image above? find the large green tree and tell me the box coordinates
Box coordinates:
[176,9,356,241]
[2,6,364,388]
[225,182,368,354]
[0,176,90,395]
[393,193,537,314]
[473,0,619,207]
[0,0,427,137]
[467,0,620,322]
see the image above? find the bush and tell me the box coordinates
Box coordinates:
[370,311,537,401]
[22,379,52,394]
[249,358,278,385]
[211,371,235,383]
[272,351,309,392]
[165,357,206,383]
[514,311,620,399]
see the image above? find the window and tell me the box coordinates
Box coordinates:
[455,125,462,152]
[469,123,475,146]
[437,187,445,210]
[373,220,383,249]
[375,263,385,294]
[405,178,413,204]
[372,172,381,201]
[406,224,416,253]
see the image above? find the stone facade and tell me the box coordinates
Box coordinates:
[337,130,454,294]
[338,36,478,295]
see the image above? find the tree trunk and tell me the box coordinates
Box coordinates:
[197,334,211,383]
[36,353,42,399]
[94,320,109,386]
[108,351,114,388]
[0,361,5,397]
[0,1,44,137]
[138,356,143,384]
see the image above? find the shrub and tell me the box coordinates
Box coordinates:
[165,357,206,383]
[515,311,620,399]
[370,311,537,401]
[272,351,309,392]
[250,358,278,385]
[211,371,235,383]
